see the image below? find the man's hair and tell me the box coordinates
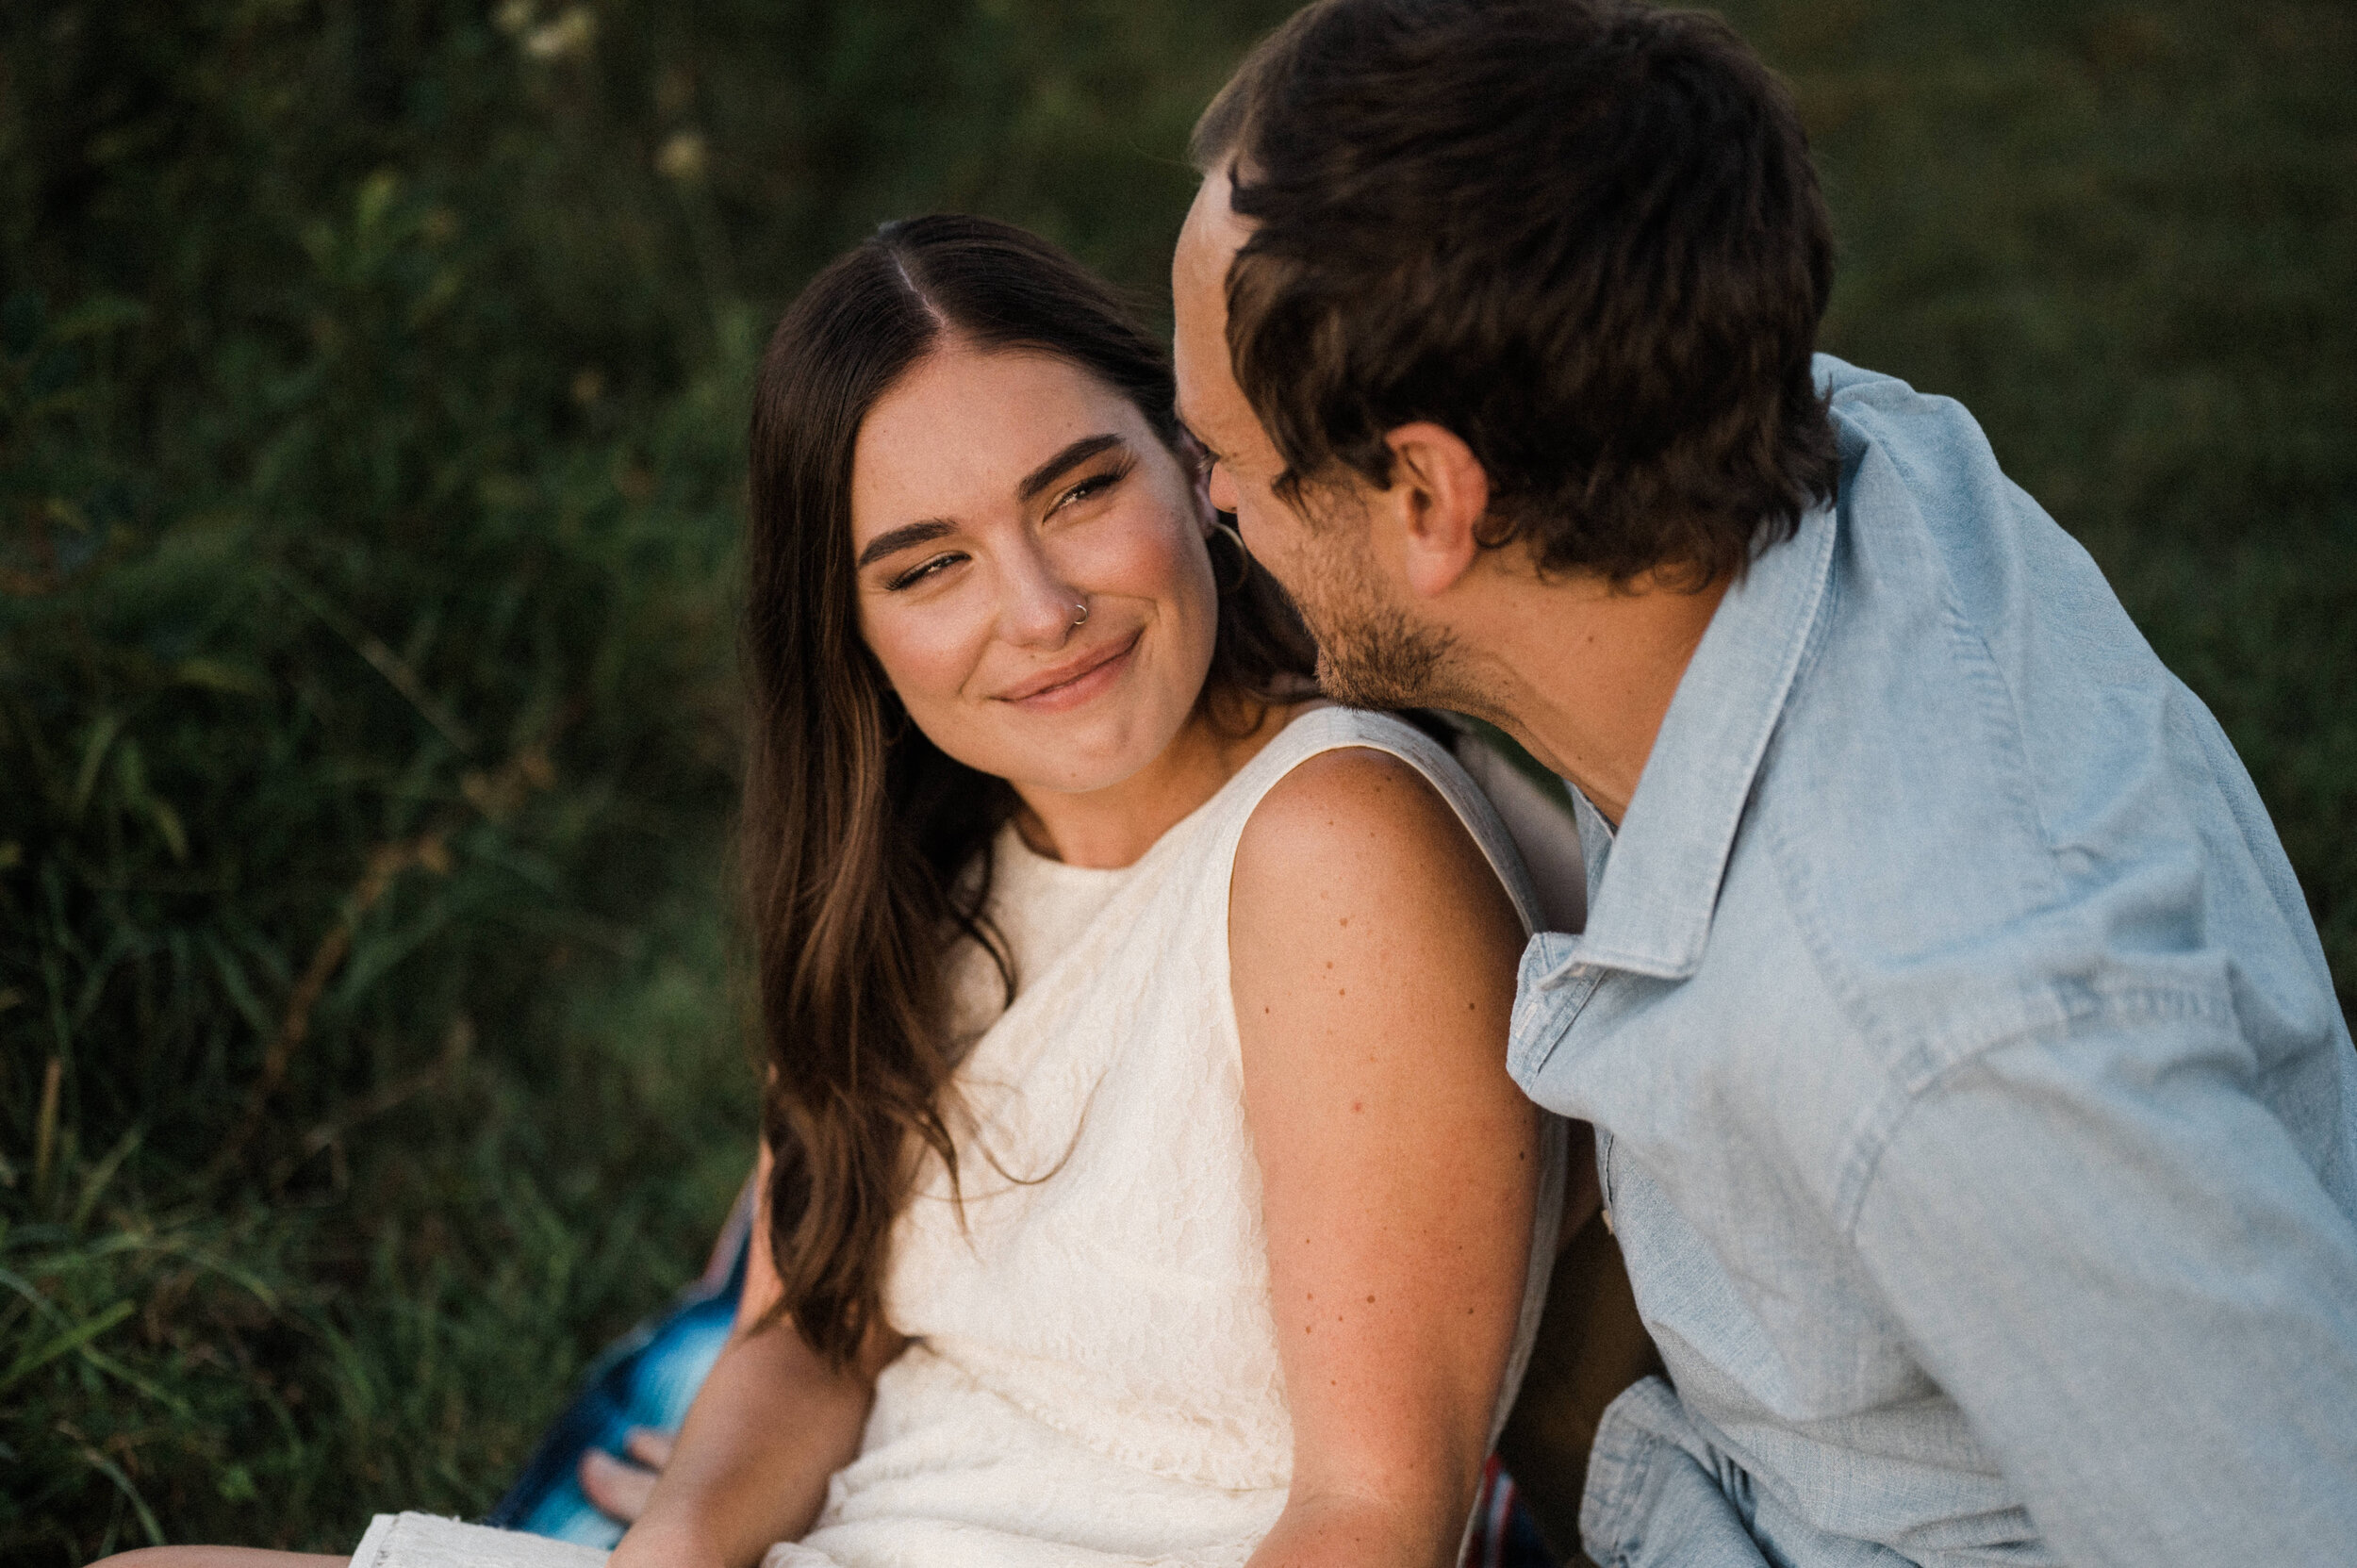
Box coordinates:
[1194,0,1840,582]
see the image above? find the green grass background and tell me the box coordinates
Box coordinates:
[1,0,2349,1559]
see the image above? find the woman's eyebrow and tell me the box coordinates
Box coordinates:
[1015,433,1126,503]
[856,518,956,570]
[855,436,1127,570]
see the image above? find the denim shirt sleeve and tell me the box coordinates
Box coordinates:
[1850,1006,2357,1566]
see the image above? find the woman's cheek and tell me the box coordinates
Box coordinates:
[865,602,988,728]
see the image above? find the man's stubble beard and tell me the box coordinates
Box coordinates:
[1289,518,1470,713]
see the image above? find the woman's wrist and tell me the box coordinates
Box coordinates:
[610,1510,733,1568]
[1244,1487,1453,1568]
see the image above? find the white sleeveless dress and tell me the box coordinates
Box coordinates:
[766,707,1568,1568]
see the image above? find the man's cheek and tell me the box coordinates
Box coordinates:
[1237,510,1300,589]
[1235,490,1293,554]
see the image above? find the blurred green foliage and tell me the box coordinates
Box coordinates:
[0,0,2349,1560]
[0,0,1294,1558]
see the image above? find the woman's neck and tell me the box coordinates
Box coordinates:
[1010,696,1315,869]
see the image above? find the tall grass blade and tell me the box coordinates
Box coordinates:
[73,1440,165,1548]
[1,1299,134,1395]
[70,1131,140,1231]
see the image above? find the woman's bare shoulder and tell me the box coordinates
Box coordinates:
[1233,742,1495,909]
[1229,741,1521,1007]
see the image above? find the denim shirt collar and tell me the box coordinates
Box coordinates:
[1541,503,1838,986]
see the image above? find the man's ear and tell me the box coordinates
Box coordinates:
[1383,422,1490,599]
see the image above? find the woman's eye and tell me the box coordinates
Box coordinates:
[1050,462,1130,515]
[885,553,964,591]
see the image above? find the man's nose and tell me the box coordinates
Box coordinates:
[1206,461,1242,517]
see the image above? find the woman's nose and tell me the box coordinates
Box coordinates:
[997,550,1082,649]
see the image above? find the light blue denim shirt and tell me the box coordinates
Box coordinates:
[1510,357,2357,1567]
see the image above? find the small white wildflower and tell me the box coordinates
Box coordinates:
[523,6,596,60]
[655,130,708,183]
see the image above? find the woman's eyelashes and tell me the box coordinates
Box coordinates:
[878,462,1135,593]
[1047,457,1133,517]
[886,552,965,591]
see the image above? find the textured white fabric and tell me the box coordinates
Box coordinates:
[771,708,1568,1568]
[353,1511,608,1568]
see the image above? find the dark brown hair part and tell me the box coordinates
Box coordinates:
[742,214,1312,1369]
[1194,0,1841,583]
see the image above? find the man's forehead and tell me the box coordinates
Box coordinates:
[1173,174,1248,431]
[1177,171,1247,281]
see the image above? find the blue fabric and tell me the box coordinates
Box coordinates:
[483,1237,745,1546]
[1512,357,2357,1567]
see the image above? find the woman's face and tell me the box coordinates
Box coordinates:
[849,340,1221,798]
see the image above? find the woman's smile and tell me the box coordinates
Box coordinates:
[849,342,1223,803]
[996,627,1143,713]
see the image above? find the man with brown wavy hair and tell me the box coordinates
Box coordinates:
[1174,2,2357,1565]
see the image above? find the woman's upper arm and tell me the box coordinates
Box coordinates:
[1229,748,1541,1542]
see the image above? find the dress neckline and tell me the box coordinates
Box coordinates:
[994,819,1143,886]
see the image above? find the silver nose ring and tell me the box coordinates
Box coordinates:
[1071,599,1090,629]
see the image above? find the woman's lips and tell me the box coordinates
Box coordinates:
[998,629,1143,713]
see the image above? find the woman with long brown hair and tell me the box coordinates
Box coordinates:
[112,214,1565,1568]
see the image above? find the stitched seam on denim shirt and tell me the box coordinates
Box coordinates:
[1510,968,1602,1081]
[1580,1390,1666,1565]
[1761,526,2090,1217]
[1757,710,1917,1226]
[1752,520,1889,1028]
[1832,982,2240,1231]
[1827,418,2063,925]
[1866,415,2073,895]
[1936,567,2068,918]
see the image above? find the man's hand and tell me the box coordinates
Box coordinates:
[580,1428,675,1526]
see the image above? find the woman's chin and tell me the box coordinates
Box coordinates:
[987,717,1176,801]
[999,754,1155,801]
